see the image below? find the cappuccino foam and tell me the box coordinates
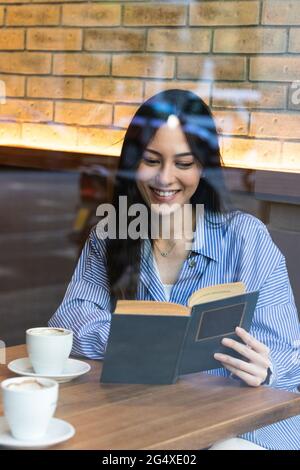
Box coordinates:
[29,328,69,336]
[5,379,51,391]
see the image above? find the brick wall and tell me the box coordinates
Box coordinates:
[0,0,299,171]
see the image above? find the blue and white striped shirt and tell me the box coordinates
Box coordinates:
[49,210,300,450]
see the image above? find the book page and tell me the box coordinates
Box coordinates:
[114,300,190,316]
[187,282,246,307]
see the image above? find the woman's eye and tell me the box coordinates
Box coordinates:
[143,157,160,165]
[176,162,194,168]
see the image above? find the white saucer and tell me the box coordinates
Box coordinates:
[0,416,75,449]
[7,357,91,383]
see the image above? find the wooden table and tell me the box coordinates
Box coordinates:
[1,345,300,450]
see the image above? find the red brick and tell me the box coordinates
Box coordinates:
[0,29,24,50]
[0,75,25,98]
[262,1,300,25]
[112,55,175,79]
[214,28,287,53]
[0,99,53,122]
[0,52,51,74]
[221,136,281,169]
[77,128,125,157]
[281,143,300,171]
[55,102,113,126]
[144,81,211,104]
[53,53,110,76]
[84,78,143,103]
[114,105,139,128]
[250,112,300,139]
[84,29,145,52]
[250,57,300,82]
[62,3,120,26]
[6,5,60,26]
[213,110,249,136]
[289,28,300,53]
[147,28,211,53]
[27,77,82,99]
[212,83,287,109]
[22,123,78,151]
[27,28,82,51]
[178,56,247,81]
[124,4,186,26]
[190,2,259,26]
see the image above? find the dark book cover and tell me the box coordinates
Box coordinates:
[178,291,259,375]
[100,313,189,384]
[100,291,259,385]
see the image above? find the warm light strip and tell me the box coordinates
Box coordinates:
[6,142,121,157]
[1,142,299,173]
[0,135,299,173]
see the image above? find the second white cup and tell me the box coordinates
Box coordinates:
[26,327,73,375]
[1,377,58,441]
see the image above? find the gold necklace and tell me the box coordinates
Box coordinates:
[154,240,176,257]
[154,241,196,268]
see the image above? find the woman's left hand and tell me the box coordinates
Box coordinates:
[214,326,272,387]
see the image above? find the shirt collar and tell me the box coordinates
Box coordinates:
[191,209,228,262]
[141,209,228,262]
[140,237,166,301]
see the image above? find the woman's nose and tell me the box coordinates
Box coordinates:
[155,164,175,186]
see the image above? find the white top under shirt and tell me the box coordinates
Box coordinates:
[162,284,173,302]
[152,254,174,301]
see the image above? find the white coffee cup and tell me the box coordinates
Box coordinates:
[26,327,73,375]
[1,377,58,441]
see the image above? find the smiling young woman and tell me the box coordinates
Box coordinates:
[49,89,300,450]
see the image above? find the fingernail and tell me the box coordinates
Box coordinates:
[214,353,222,359]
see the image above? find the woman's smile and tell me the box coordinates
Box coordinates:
[149,186,181,202]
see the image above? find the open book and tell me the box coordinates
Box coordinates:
[100,282,259,385]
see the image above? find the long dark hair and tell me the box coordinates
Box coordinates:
[106,89,231,305]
